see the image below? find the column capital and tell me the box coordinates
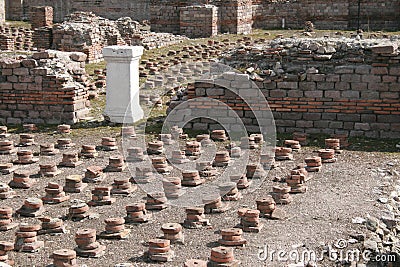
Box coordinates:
[103,46,144,62]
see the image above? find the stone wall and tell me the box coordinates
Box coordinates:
[0,50,89,124]
[172,38,400,138]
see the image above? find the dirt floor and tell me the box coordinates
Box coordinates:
[0,126,398,267]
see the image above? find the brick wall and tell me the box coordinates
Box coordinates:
[0,25,33,51]
[30,5,52,29]
[253,0,399,31]
[0,50,89,124]
[5,0,23,20]
[7,0,149,22]
[150,0,183,35]
[220,0,253,34]
[180,5,218,38]
[172,39,400,138]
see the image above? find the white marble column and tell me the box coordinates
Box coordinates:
[103,46,144,123]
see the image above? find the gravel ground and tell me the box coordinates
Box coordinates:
[0,128,398,267]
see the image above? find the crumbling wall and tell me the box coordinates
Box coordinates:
[0,50,89,124]
[173,38,400,138]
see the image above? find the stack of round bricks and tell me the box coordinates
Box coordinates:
[272,185,293,204]
[229,146,241,158]
[23,124,38,132]
[196,161,217,177]
[145,192,168,210]
[203,195,230,214]
[318,149,337,163]
[83,166,105,183]
[40,143,59,156]
[39,163,61,177]
[99,217,130,239]
[126,147,146,162]
[325,138,341,152]
[100,137,118,151]
[246,163,266,179]
[0,206,17,231]
[185,141,201,156]
[111,177,136,195]
[218,228,246,246]
[132,166,154,184]
[121,126,136,138]
[220,182,242,201]
[170,150,189,164]
[42,182,70,204]
[182,170,204,186]
[152,157,172,174]
[183,207,210,228]
[162,177,182,199]
[287,169,307,193]
[240,136,258,149]
[260,153,277,170]
[213,151,231,167]
[56,138,75,149]
[171,126,183,139]
[161,223,184,244]
[16,198,44,217]
[14,149,39,164]
[0,140,16,155]
[79,145,98,158]
[18,134,35,146]
[14,223,44,252]
[293,132,308,145]
[159,134,173,145]
[0,163,15,175]
[209,246,239,266]
[196,134,212,147]
[147,239,174,262]
[74,228,106,258]
[0,126,9,138]
[230,174,251,189]
[211,130,228,141]
[38,217,66,235]
[304,156,322,172]
[9,170,34,189]
[125,203,151,224]
[0,241,14,266]
[284,140,301,151]
[274,147,293,160]
[88,186,115,206]
[104,155,126,172]
[250,133,263,144]
[68,202,90,221]
[64,175,87,193]
[57,124,71,134]
[0,183,16,199]
[59,152,83,167]
[147,141,164,155]
[256,196,276,217]
[237,208,263,233]
[52,249,78,267]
